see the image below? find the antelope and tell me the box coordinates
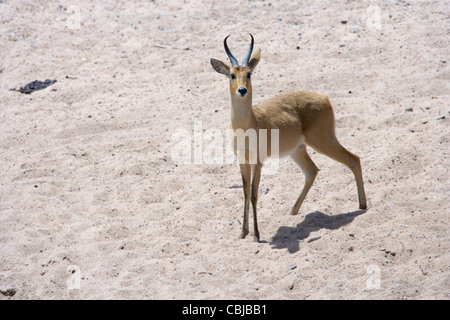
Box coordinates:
[210,34,367,242]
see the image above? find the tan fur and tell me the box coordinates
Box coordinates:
[211,43,366,242]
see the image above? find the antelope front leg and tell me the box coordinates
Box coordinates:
[238,163,251,239]
[251,164,262,242]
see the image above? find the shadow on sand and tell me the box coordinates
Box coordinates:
[270,209,367,253]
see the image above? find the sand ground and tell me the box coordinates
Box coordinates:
[0,0,449,299]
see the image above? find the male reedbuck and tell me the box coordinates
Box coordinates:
[210,34,367,242]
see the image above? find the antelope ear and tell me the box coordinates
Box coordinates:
[210,58,230,77]
[248,49,261,72]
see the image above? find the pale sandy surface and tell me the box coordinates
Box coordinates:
[0,0,449,299]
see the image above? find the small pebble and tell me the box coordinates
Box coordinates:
[405,107,413,112]
[341,20,347,24]
[0,287,17,297]
[436,115,445,120]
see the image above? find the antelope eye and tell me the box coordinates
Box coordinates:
[247,73,251,79]
[230,74,236,80]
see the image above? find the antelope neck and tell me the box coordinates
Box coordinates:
[230,94,256,131]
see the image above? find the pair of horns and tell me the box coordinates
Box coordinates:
[224,34,254,68]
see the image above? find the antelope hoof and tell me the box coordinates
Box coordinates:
[253,235,260,243]
[238,231,248,239]
[360,203,367,210]
[290,208,299,216]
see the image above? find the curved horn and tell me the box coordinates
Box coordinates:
[241,33,254,67]
[224,35,239,68]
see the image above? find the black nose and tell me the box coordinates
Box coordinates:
[238,87,247,96]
